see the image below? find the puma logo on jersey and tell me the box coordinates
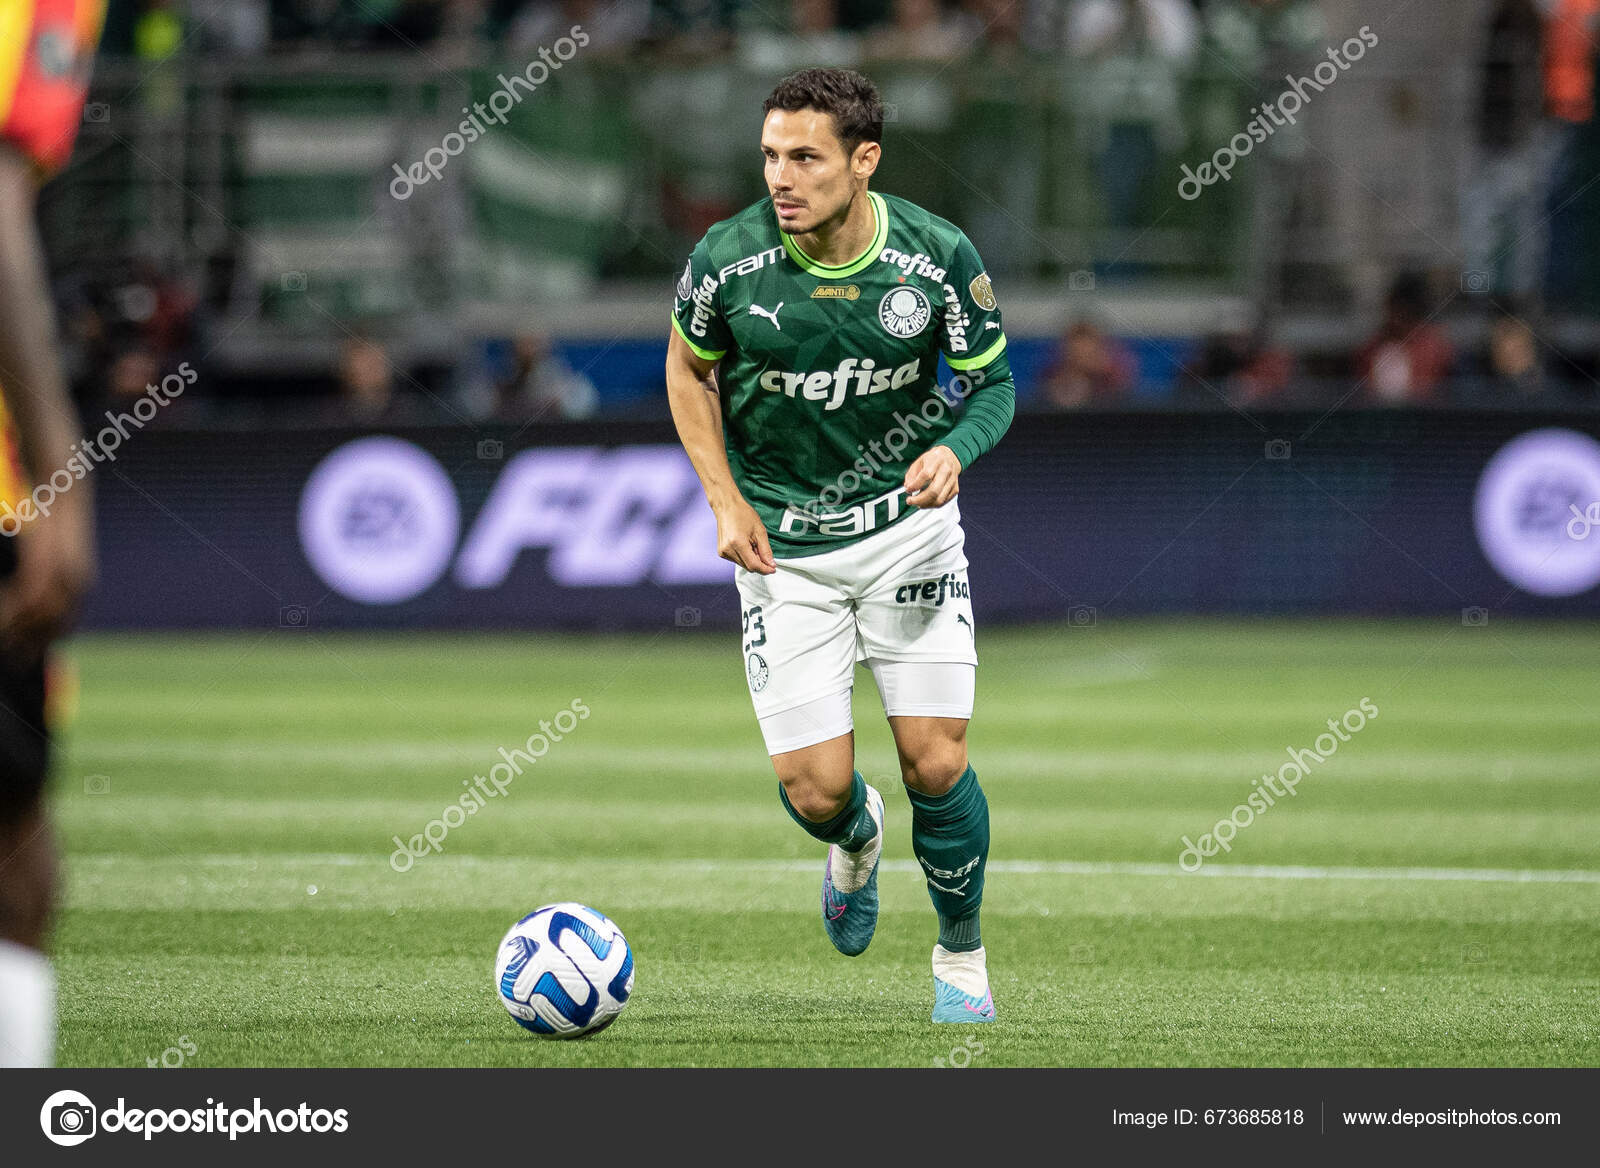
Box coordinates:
[748,302,784,330]
[757,356,922,411]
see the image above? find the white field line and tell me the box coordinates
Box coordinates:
[67,854,1600,885]
[63,739,1600,779]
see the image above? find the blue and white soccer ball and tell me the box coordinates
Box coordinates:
[494,903,635,1038]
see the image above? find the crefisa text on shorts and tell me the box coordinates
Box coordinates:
[894,572,969,605]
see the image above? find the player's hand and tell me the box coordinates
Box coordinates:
[0,491,95,663]
[713,497,776,575]
[904,445,962,509]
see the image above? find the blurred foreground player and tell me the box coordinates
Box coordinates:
[0,0,104,1067]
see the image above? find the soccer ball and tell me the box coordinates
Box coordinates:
[493,903,635,1037]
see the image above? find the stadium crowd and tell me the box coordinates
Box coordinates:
[44,1,1600,420]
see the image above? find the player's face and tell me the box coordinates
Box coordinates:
[761,109,869,235]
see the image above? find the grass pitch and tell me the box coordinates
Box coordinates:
[50,620,1600,1067]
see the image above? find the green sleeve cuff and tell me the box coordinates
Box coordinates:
[945,333,1006,371]
[670,312,726,361]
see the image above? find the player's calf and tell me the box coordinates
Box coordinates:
[907,764,988,953]
[0,801,59,1065]
[911,764,994,1022]
[0,799,57,950]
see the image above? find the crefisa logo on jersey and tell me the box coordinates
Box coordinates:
[941,284,970,353]
[879,286,931,338]
[878,248,947,282]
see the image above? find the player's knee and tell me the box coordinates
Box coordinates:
[778,774,851,822]
[900,741,968,797]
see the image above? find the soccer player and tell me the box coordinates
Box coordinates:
[666,67,1014,1022]
[0,0,104,1067]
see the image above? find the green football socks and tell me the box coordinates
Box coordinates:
[908,765,988,952]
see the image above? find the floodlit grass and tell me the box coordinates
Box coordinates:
[52,621,1600,1066]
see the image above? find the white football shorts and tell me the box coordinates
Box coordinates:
[734,498,977,755]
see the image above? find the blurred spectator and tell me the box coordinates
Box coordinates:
[793,0,839,33]
[1462,0,1600,307]
[52,274,111,413]
[107,346,161,408]
[1539,0,1600,305]
[99,344,192,427]
[269,0,341,44]
[867,0,970,60]
[740,0,865,70]
[117,258,196,363]
[833,0,896,33]
[52,258,197,417]
[133,0,184,118]
[188,0,271,55]
[1200,0,1323,78]
[492,331,599,420]
[1356,273,1455,404]
[266,0,483,49]
[1201,0,1325,312]
[1544,0,1600,125]
[1466,305,1551,403]
[133,0,184,60]
[964,0,1024,57]
[1461,0,1555,303]
[370,0,486,51]
[1068,0,1197,61]
[504,0,649,54]
[337,335,399,422]
[645,0,741,49]
[1041,319,1138,408]
[1175,320,1294,408]
[1067,0,1198,231]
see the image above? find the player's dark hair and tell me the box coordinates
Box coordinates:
[763,68,883,154]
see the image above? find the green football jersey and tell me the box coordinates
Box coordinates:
[671,190,1012,556]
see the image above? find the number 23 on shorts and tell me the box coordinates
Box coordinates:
[742,605,767,655]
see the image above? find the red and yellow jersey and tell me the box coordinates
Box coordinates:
[0,392,25,505]
[0,0,103,513]
[0,395,26,511]
[1546,0,1600,123]
[0,0,105,177]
